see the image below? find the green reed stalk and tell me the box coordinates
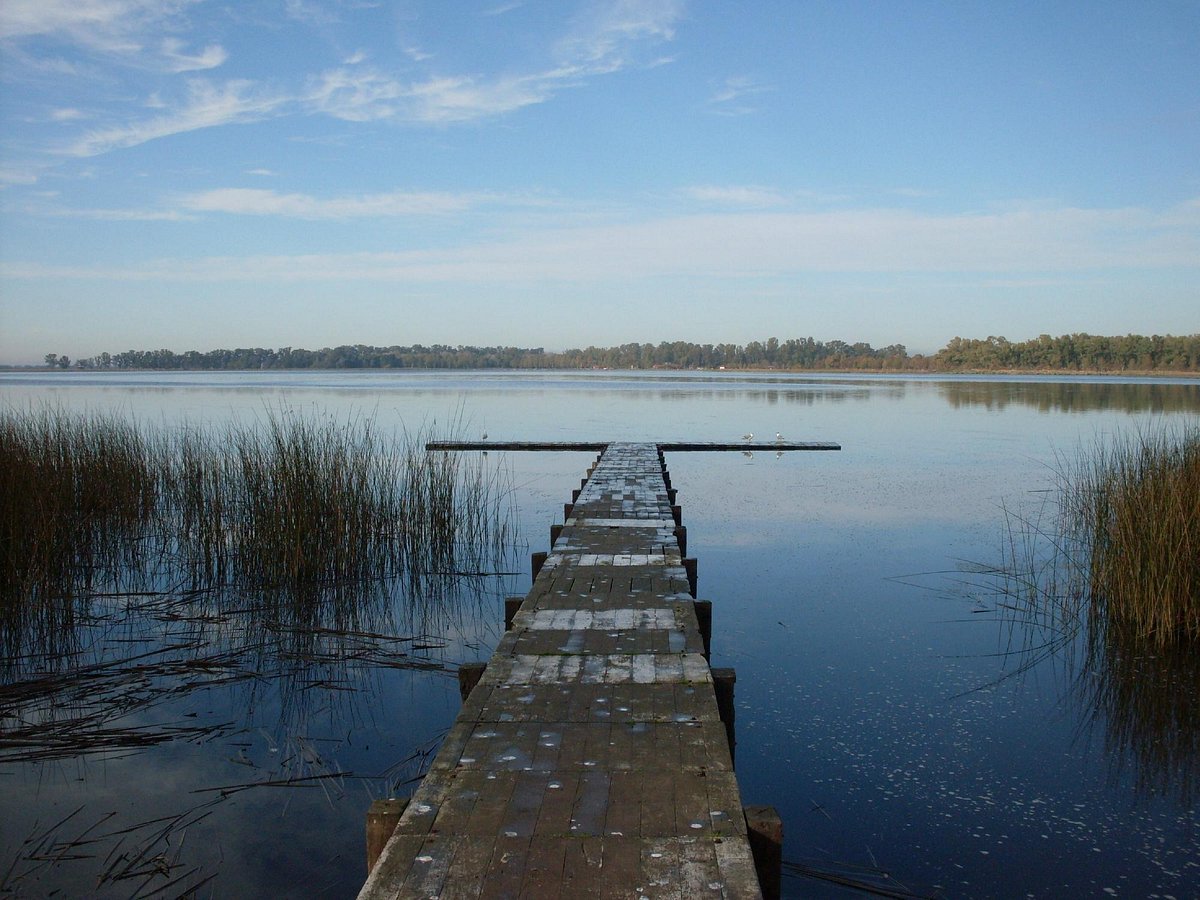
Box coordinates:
[1064,424,1200,646]
[2,404,515,667]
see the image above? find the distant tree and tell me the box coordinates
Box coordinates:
[44,353,59,368]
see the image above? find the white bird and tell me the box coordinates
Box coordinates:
[742,432,754,442]
[775,432,784,442]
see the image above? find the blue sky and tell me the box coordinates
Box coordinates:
[0,0,1197,365]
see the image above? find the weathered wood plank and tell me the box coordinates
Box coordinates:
[360,442,767,900]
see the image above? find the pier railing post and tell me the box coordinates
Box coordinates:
[504,596,524,630]
[458,663,485,701]
[673,525,687,556]
[744,805,783,900]
[693,599,712,659]
[683,557,698,597]
[366,797,409,872]
[712,666,736,765]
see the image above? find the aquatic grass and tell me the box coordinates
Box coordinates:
[972,420,1200,802]
[1064,424,1200,646]
[0,404,503,674]
[0,405,161,662]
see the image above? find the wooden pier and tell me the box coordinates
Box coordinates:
[359,439,838,898]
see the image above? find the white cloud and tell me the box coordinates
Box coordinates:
[65,79,288,156]
[0,0,197,54]
[53,206,189,221]
[706,75,770,115]
[0,166,40,186]
[306,68,405,122]
[283,0,339,28]
[556,0,684,72]
[50,107,87,121]
[177,187,474,218]
[161,37,227,72]
[406,72,559,123]
[682,185,789,208]
[484,2,525,16]
[8,201,1197,283]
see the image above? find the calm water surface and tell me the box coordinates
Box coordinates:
[2,370,1198,898]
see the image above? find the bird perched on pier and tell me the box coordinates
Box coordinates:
[742,432,754,442]
[775,432,784,442]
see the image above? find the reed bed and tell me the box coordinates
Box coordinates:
[1,403,516,896]
[1066,424,1200,646]
[1,404,513,664]
[1,403,515,753]
[976,420,1200,803]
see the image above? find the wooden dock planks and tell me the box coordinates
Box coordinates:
[359,442,763,898]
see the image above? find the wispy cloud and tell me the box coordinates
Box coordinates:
[706,75,771,115]
[681,185,789,208]
[283,0,340,28]
[8,201,1197,283]
[160,37,227,72]
[65,79,288,156]
[556,0,684,73]
[177,187,475,218]
[484,2,525,16]
[23,1,689,158]
[0,0,198,54]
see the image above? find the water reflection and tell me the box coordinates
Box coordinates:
[1076,623,1200,806]
[940,378,1200,414]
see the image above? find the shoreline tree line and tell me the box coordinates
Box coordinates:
[49,333,1200,373]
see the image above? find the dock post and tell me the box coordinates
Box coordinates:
[564,502,573,520]
[550,523,563,545]
[693,599,712,659]
[683,557,698,597]
[744,805,783,900]
[458,663,485,701]
[504,596,523,630]
[671,504,682,526]
[531,550,548,579]
[673,525,687,556]
[713,666,736,764]
[366,797,409,872]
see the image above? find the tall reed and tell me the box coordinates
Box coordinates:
[1065,423,1200,646]
[1,404,515,669]
[980,420,1200,802]
[1,406,159,659]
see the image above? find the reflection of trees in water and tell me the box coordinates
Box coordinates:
[939,379,1200,414]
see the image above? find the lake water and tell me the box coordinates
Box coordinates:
[2,370,1198,898]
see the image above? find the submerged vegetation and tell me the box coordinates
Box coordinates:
[981,422,1200,801]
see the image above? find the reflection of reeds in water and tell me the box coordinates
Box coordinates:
[981,422,1200,803]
